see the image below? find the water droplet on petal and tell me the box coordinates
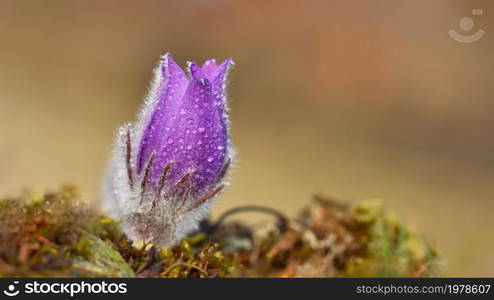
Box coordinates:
[167,138,174,144]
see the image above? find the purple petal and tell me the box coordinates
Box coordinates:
[200,59,217,79]
[201,58,232,84]
[154,78,228,193]
[189,62,204,79]
[137,56,232,195]
[136,54,189,175]
[203,58,233,122]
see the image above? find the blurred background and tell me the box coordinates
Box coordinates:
[0,0,493,276]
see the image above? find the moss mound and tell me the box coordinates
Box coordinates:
[0,186,438,277]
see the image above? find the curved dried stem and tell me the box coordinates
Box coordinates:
[161,261,208,277]
[205,205,289,234]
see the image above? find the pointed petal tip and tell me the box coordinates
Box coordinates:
[224,58,235,70]
[217,58,234,74]
[159,52,172,61]
[159,53,181,70]
[208,58,235,69]
[159,53,172,74]
[188,62,204,79]
[197,57,234,82]
[157,53,189,81]
[202,58,217,68]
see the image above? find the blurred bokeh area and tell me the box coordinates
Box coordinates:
[0,0,493,276]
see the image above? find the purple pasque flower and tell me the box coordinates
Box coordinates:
[103,53,234,246]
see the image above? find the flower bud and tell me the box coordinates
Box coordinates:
[103,53,234,246]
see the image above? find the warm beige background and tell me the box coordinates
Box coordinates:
[0,0,493,276]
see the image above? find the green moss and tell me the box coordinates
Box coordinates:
[0,186,439,277]
[0,185,232,277]
[345,199,439,277]
[71,234,134,277]
[229,197,439,277]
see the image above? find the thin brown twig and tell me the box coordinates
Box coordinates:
[161,261,208,277]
